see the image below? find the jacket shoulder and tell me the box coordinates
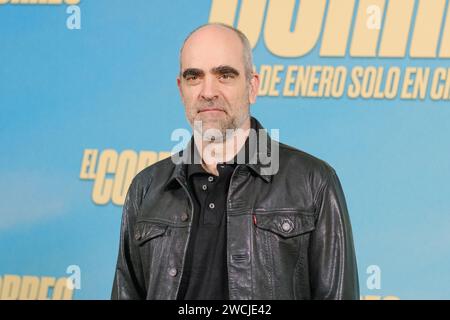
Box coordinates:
[128,155,176,193]
[277,142,336,176]
[276,142,343,211]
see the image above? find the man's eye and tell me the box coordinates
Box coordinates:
[220,73,235,80]
[186,75,198,81]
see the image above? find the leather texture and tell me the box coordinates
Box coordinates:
[111,117,359,300]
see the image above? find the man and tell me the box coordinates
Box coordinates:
[112,23,359,300]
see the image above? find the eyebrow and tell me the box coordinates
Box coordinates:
[182,68,204,79]
[211,65,240,77]
[182,65,240,79]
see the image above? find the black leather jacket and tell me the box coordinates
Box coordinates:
[111,118,359,300]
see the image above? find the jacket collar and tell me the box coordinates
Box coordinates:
[164,116,278,190]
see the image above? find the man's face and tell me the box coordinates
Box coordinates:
[177,25,259,139]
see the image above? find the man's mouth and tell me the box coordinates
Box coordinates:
[198,108,225,113]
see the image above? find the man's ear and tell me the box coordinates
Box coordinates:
[248,73,260,104]
[177,76,181,92]
[177,76,184,100]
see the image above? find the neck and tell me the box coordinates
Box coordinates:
[193,116,251,176]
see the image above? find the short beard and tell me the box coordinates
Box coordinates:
[192,112,249,143]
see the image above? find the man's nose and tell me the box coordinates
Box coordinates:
[199,76,219,100]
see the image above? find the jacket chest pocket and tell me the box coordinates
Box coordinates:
[253,209,316,239]
[133,221,170,264]
[133,220,171,269]
[253,209,317,261]
[133,219,190,266]
[251,209,317,288]
[133,221,168,246]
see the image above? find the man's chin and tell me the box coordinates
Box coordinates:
[195,114,226,127]
[193,118,229,140]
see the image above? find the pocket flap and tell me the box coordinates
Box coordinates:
[133,221,167,245]
[254,211,316,238]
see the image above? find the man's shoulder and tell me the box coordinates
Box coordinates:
[277,141,336,176]
[130,155,177,189]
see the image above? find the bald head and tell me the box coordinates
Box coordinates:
[176,23,260,138]
[179,23,254,81]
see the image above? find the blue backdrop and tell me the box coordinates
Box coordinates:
[1,0,449,299]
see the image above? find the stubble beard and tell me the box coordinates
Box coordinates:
[189,108,248,143]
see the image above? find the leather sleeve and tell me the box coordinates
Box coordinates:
[111,179,146,300]
[308,167,360,300]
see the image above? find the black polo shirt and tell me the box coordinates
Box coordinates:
[176,162,235,300]
[177,119,255,300]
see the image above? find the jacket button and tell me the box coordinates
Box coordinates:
[168,268,178,277]
[180,212,189,222]
[281,220,293,233]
